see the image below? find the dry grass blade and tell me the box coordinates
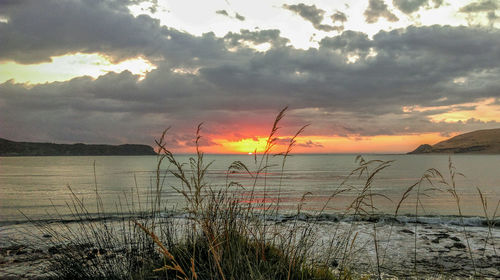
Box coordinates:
[134,220,189,279]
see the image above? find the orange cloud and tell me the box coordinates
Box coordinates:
[403,98,500,123]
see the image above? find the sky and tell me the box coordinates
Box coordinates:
[0,0,499,154]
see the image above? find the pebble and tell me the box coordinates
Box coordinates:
[449,236,460,241]
[446,242,466,249]
[48,246,60,254]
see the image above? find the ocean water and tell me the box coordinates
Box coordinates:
[0,154,499,225]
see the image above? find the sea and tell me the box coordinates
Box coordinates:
[1,154,499,225]
[1,154,499,278]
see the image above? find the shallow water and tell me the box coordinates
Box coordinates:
[0,154,499,223]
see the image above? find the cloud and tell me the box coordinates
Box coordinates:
[235,13,246,21]
[283,3,343,32]
[459,0,497,13]
[297,140,324,148]
[1,1,499,147]
[364,0,399,23]
[392,0,443,14]
[0,0,171,64]
[319,30,371,54]
[223,29,290,49]
[216,9,245,21]
[174,133,221,147]
[488,11,499,23]
[331,11,347,23]
[273,137,324,148]
[4,24,500,141]
[216,9,229,16]
[459,0,498,26]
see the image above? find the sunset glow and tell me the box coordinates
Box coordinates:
[403,98,500,123]
[174,133,452,154]
[1,0,499,153]
[428,99,500,123]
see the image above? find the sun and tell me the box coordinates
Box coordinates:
[212,137,268,154]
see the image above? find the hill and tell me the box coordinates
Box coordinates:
[408,128,500,154]
[0,138,157,156]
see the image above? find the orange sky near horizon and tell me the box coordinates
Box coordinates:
[169,132,452,154]
[156,98,500,154]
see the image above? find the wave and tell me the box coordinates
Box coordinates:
[0,212,151,227]
[264,213,500,228]
[1,211,498,228]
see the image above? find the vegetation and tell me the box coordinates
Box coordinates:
[0,138,156,156]
[28,108,499,279]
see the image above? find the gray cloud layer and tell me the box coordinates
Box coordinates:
[0,0,169,64]
[392,0,443,14]
[364,0,399,23]
[331,11,347,23]
[459,0,498,26]
[283,3,343,32]
[1,0,499,147]
[459,0,497,13]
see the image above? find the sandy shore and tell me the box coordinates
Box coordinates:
[1,219,499,279]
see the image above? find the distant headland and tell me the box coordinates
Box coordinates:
[0,138,157,156]
[409,128,500,154]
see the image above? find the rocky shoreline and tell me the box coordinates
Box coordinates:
[310,221,500,278]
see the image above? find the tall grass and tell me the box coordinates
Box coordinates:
[24,107,499,279]
[28,108,336,279]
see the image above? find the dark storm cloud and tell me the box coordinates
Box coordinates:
[392,0,443,14]
[364,0,399,23]
[283,3,342,32]
[1,0,499,146]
